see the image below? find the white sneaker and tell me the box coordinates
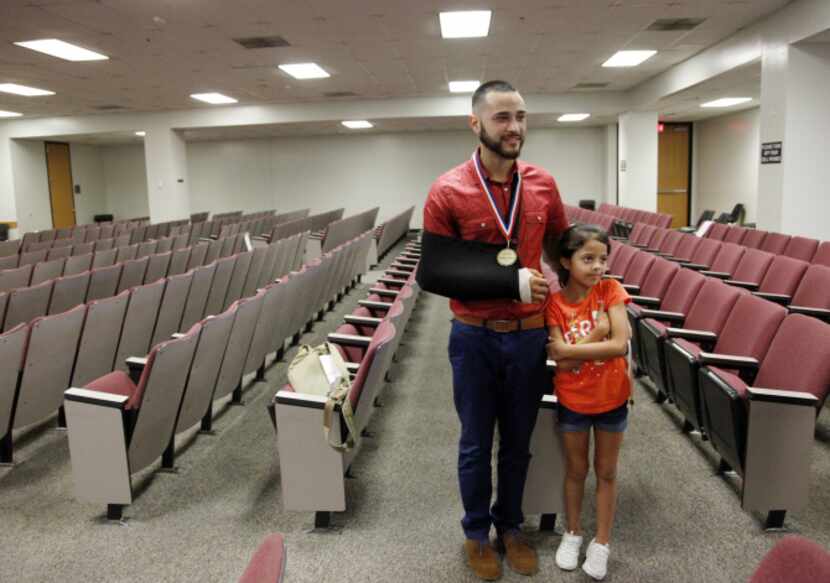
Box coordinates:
[582,538,610,580]
[554,531,583,571]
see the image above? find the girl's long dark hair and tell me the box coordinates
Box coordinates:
[543,223,611,286]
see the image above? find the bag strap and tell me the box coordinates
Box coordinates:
[322,379,360,451]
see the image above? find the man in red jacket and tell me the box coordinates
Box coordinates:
[422,80,568,580]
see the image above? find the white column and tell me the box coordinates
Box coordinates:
[603,124,618,204]
[0,129,20,237]
[756,42,788,231]
[143,123,190,222]
[617,111,658,211]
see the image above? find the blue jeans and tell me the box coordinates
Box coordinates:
[448,320,550,541]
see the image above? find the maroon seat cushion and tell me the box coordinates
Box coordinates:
[239,533,286,583]
[750,536,830,583]
[706,366,749,399]
[85,371,137,402]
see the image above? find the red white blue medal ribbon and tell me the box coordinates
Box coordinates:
[472,148,522,244]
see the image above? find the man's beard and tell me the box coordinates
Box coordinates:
[479,125,524,160]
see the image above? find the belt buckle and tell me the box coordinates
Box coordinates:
[489,319,515,333]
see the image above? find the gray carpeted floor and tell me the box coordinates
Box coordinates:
[2,237,829,582]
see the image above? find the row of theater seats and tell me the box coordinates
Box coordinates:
[597,226,830,529]
[564,205,617,234]
[174,210,279,242]
[375,206,415,259]
[0,233,250,333]
[59,231,373,520]
[0,232,307,467]
[597,202,673,230]
[270,238,421,528]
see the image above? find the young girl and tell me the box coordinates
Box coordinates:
[543,224,631,581]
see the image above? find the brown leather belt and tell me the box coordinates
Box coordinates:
[455,313,546,333]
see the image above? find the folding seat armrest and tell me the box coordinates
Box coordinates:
[678,226,696,233]
[603,274,623,281]
[343,315,383,327]
[681,262,708,271]
[698,352,759,370]
[644,247,661,254]
[621,283,640,294]
[725,279,759,291]
[385,269,411,278]
[665,327,717,344]
[377,277,405,287]
[274,389,333,411]
[170,332,185,339]
[629,295,661,307]
[639,309,685,324]
[65,387,129,410]
[359,300,391,311]
[125,356,148,384]
[390,263,414,271]
[251,235,268,242]
[199,237,213,243]
[397,257,418,264]
[746,387,818,407]
[345,362,360,374]
[787,305,830,322]
[752,291,790,305]
[629,242,648,248]
[655,252,675,258]
[699,270,731,279]
[369,287,399,298]
[327,332,372,347]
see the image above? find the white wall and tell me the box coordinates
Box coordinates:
[101,144,149,220]
[70,144,108,225]
[10,140,52,234]
[692,107,760,224]
[186,127,607,227]
[618,111,658,211]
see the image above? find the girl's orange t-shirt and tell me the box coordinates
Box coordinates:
[545,278,632,414]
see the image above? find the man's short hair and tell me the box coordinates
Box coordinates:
[472,80,516,111]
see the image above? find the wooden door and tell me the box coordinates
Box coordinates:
[45,142,76,229]
[658,124,691,228]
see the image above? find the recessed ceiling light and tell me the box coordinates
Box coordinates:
[602,50,657,67]
[341,120,373,129]
[0,83,55,96]
[558,113,591,122]
[439,10,492,38]
[278,63,330,79]
[14,39,109,62]
[700,97,752,108]
[0,110,23,118]
[135,131,146,137]
[449,80,480,93]
[190,92,238,104]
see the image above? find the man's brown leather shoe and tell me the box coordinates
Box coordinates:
[498,531,538,576]
[464,539,502,581]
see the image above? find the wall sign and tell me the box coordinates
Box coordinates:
[761,141,782,164]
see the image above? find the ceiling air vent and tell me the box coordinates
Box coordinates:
[95,104,128,110]
[646,18,706,31]
[233,35,290,49]
[572,82,609,90]
[324,91,358,98]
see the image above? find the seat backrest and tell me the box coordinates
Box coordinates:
[19,248,48,266]
[168,247,191,277]
[84,226,100,243]
[91,247,118,269]
[257,242,280,289]
[180,263,217,331]
[657,230,684,255]
[114,279,167,371]
[749,536,830,583]
[759,232,790,255]
[0,264,34,293]
[175,305,237,434]
[684,278,745,333]
[349,320,396,428]
[243,283,284,377]
[71,290,131,387]
[14,304,87,428]
[31,257,66,286]
[741,229,767,250]
[136,240,158,259]
[758,256,810,296]
[241,245,269,298]
[0,255,18,271]
[3,279,53,331]
[186,242,209,271]
[730,248,774,284]
[155,236,173,254]
[117,256,149,293]
[49,271,91,315]
[670,234,701,262]
[115,243,138,263]
[151,271,194,345]
[64,252,93,276]
[714,293,787,362]
[223,250,253,310]
[204,238,222,265]
[0,324,29,439]
[722,226,748,245]
[607,243,637,277]
[689,238,721,268]
[71,241,94,257]
[128,323,201,473]
[213,291,265,401]
[709,242,745,274]
[86,263,123,302]
[0,240,21,258]
[812,241,830,268]
[646,228,671,250]
[47,245,72,261]
[639,257,679,300]
[655,267,706,314]
[622,250,655,286]
[782,236,819,263]
[203,255,237,317]
[145,251,172,283]
[790,265,830,309]
[705,222,728,241]
[755,314,830,407]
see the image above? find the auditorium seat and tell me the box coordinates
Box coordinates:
[1,304,87,463]
[114,279,167,372]
[664,293,786,435]
[155,236,173,254]
[704,222,729,241]
[721,249,776,291]
[203,238,222,265]
[212,291,265,406]
[698,314,830,528]
[759,232,790,255]
[0,255,18,271]
[91,247,118,269]
[677,238,722,271]
[786,265,830,322]
[71,290,131,387]
[722,226,749,245]
[167,247,191,277]
[84,226,100,244]
[238,533,286,583]
[241,246,269,298]
[0,264,34,293]
[812,241,830,268]
[87,264,123,302]
[64,252,94,276]
[117,256,150,293]
[746,256,810,305]
[0,324,29,463]
[71,242,94,257]
[144,251,172,283]
[151,271,194,345]
[698,243,746,279]
[180,263,216,330]
[47,245,72,261]
[242,283,285,383]
[782,236,819,263]
[661,234,701,263]
[116,243,138,263]
[49,271,91,315]
[186,242,209,271]
[0,240,21,258]
[19,248,48,267]
[615,250,656,295]
[64,323,202,519]
[749,536,830,583]
[136,240,158,259]
[256,242,280,289]
[223,251,253,311]
[31,257,65,285]
[204,255,237,318]
[220,234,237,258]
[639,278,744,401]
[3,279,53,331]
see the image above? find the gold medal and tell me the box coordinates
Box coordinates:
[497,247,518,267]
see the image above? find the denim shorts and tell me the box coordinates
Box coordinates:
[557,402,629,433]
